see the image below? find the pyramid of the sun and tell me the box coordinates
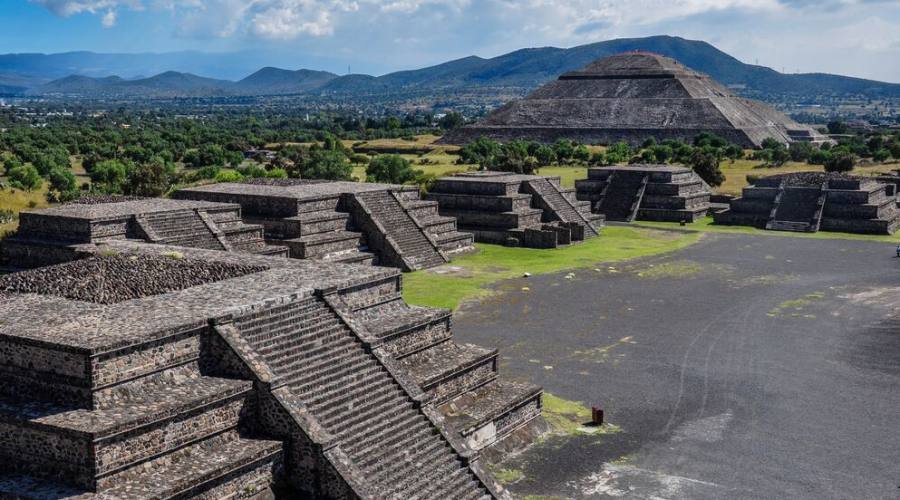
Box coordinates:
[442,52,829,148]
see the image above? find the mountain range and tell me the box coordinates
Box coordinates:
[2,36,898,104]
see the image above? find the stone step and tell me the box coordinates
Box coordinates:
[233,298,323,329]
[324,388,407,436]
[268,335,364,382]
[397,341,499,404]
[434,231,475,255]
[404,199,440,218]
[344,410,428,461]
[362,305,452,358]
[364,430,447,484]
[0,368,254,487]
[439,379,543,451]
[319,248,377,266]
[283,211,351,236]
[339,406,421,453]
[314,378,400,424]
[285,358,381,396]
[99,430,282,497]
[239,311,337,347]
[372,441,462,496]
[280,231,364,259]
[246,313,340,351]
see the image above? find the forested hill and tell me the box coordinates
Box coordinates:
[3,36,898,103]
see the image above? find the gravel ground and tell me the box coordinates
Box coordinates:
[453,232,900,499]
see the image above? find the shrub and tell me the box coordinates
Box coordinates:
[824,151,855,173]
[214,170,245,183]
[366,155,419,184]
[690,150,725,187]
[8,164,42,191]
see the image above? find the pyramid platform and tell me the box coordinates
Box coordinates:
[442,52,831,148]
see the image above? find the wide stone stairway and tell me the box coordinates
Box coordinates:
[231,296,492,499]
[596,171,649,221]
[524,178,601,236]
[349,290,545,458]
[767,186,825,232]
[139,210,227,250]
[352,190,447,271]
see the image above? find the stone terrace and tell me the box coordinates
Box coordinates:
[174,180,475,272]
[1,197,287,270]
[713,172,900,234]
[0,241,542,498]
[575,164,711,222]
[425,171,602,248]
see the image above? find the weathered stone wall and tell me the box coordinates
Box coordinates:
[0,421,93,488]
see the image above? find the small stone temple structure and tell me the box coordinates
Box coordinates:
[713,172,900,234]
[174,179,475,272]
[442,52,831,148]
[575,165,712,222]
[1,196,287,271]
[424,171,602,248]
[0,239,543,498]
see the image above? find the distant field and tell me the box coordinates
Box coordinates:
[0,182,50,234]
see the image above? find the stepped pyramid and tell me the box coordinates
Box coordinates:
[0,239,542,498]
[442,52,830,148]
[175,180,476,272]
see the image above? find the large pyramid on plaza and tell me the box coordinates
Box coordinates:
[442,52,828,148]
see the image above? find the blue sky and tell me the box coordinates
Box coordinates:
[3,0,899,81]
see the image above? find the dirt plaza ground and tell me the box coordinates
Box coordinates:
[452,232,900,499]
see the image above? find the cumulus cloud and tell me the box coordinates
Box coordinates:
[31,0,140,16]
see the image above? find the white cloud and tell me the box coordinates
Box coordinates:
[101,9,117,26]
[31,0,141,16]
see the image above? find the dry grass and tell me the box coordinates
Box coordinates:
[0,184,51,234]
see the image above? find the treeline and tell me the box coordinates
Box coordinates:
[750,130,900,172]
[456,134,747,187]
[0,110,462,201]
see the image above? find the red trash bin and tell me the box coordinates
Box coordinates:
[591,405,604,425]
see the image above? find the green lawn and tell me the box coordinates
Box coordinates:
[402,226,702,310]
[635,216,900,243]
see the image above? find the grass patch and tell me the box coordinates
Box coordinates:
[542,393,592,435]
[0,184,51,235]
[635,216,900,243]
[634,259,705,279]
[769,292,825,317]
[541,393,623,437]
[491,467,525,484]
[402,226,701,310]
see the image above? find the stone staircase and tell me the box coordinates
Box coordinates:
[404,199,476,255]
[768,185,822,233]
[525,178,600,236]
[140,209,227,250]
[261,198,377,266]
[138,208,288,257]
[0,354,283,498]
[230,296,494,499]
[352,190,448,271]
[348,291,545,457]
[596,171,650,222]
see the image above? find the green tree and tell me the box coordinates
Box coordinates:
[458,137,502,170]
[573,144,591,163]
[90,160,130,193]
[827,121,848,134]
[301,150,353,180]
[8,164,42,191]
[366,155,420,184]
[824,151,855,172]
[46,167,79,203]
[438,112,465,130]
[533,145,556,166]
[690,150,725,187]
[3,157,23,176]
[124,157,175,197]
[604,142,631,164]
[552,139,576,163]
